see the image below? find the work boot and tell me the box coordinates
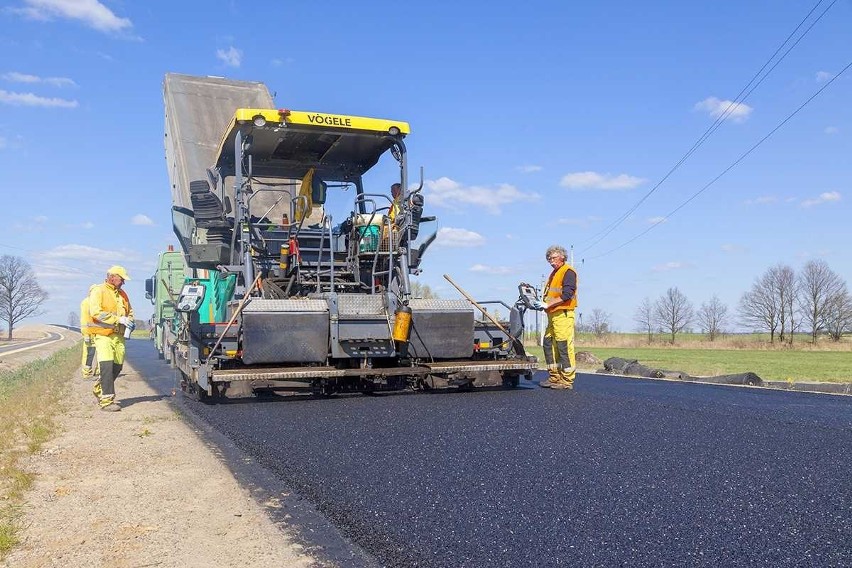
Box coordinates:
[100,403,121,412]
[550,382,574,390]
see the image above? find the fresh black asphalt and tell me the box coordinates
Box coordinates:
[129,340,852,567]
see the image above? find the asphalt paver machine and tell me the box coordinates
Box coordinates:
[163,73,536,399]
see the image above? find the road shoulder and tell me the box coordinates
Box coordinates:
[1,357,315,568]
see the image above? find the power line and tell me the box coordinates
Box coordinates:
[586,59,852,261]
[578,0,837,255]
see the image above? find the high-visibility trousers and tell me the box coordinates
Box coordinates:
[92,335,125,407]
[93,334,126,366]
[543,309,576,384]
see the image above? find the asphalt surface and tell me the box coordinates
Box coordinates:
[129,339,852,568]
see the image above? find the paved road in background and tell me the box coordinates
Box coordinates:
[130,340,852,568]
[0,330,63,356]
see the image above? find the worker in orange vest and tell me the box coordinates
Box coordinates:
[534,245,578,390]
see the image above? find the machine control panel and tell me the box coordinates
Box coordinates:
[517,282,539,310]
[176,283,206,312]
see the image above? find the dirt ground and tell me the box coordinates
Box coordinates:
[1,326,316,568]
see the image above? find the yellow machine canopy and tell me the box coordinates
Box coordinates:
[215,108,411,181]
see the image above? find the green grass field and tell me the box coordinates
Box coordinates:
[583,347,850,382]
[524,334,852,383]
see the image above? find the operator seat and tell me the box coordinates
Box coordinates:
[189,180,231,231]
[187,180,233,266]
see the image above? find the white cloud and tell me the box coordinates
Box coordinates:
[13,0,132,33]
[131,214,154,226]
[646,216,667,225]
[38,243,126,261]
[217,46,243,67]
[816,71,834,83]
[14,215,49,231]
[800,191,841,208]
[516,164,542,173]
[469,263,515,275]
[559,171,645,190]
[424,177,538,215]
[694,97,753,122]
[34,263,91,282]
[434,227,486,248]
[721,243,747,253]
[744,195,777,206]
[1,71,76,87]
[824,126,839,135]
[34,244,140,284]
[652,261,691,272]
[61,221,95,230]
[0,89,77,108]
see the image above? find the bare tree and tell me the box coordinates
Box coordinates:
[654,287,694,344]
[823,286,852,342]
[696,295,728,341]
[588,308,611,338]
[739,270,780,342]
[634,297,655,344]
[798,259,845,343]
[0,255,48,339]
[68,311,79,328]
[409,281,439,299]
[766,264,797,344]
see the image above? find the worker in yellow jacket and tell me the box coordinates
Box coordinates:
[79,289,100,379]
[88,265,134,411]
[534,245,578,390]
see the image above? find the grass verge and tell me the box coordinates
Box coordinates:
[0,344,77,559]
[525,342,852,382]
[581,347,852,382]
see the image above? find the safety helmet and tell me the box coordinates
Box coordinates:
[107,265,131,281]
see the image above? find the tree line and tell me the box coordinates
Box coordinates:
[578,259,851,344]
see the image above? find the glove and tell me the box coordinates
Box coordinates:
[532,300,547,311]
[84,336,93,345]
[118,316,133,327]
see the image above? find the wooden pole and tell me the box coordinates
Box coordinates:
[443,273,524,353]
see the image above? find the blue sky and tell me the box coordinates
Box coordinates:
[0,0,849,332]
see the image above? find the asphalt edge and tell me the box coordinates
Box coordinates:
[589,370,852,397]
[170,396,381,568]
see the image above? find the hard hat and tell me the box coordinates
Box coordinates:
[107,265,131,281]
